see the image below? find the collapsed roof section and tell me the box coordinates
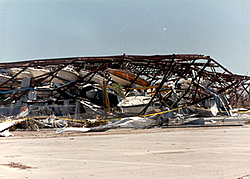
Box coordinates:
[0,54,249,110]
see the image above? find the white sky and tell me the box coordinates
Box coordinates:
[0,0,249,75]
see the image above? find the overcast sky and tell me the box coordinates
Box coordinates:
[0,0,249,75]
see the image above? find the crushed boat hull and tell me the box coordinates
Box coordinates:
[108,68,149,87]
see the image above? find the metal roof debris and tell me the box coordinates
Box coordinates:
[0,54,249,134]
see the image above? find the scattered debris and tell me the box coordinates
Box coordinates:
[2,162,36,170]
[238,174,250,179]
[245,119,250,125]
[0,130,14,137]
[0,119,26,133]
[56,116,156,134]
[0,54,249,134]
[181,118,205,125]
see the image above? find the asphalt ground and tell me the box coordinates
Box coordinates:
[1,126,250,179]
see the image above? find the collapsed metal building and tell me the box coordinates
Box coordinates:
[0,54,249,127]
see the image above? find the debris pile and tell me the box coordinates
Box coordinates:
[0,54,250,135]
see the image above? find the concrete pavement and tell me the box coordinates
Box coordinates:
[1,127,250,179]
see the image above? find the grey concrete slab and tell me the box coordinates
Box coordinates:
[1,127,250,179]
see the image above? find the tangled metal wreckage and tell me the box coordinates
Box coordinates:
[0,54,250,136]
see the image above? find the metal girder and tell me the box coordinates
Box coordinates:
[0,54,249,110]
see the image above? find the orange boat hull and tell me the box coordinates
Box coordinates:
[108,69,149,87]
